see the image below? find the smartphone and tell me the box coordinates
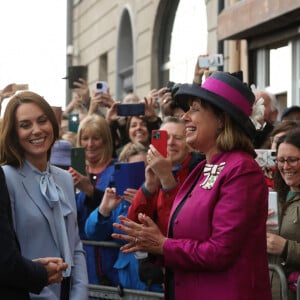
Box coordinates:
[151,130,168,158]
[117,103,145,116]
[268,191,279,233]
[113,161,145,196]
[95,81,108,93]
[71,147,86,175]
[199,54,224,68]
[65,65,88,89]
[68,113,80,133]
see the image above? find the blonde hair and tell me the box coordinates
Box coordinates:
[118,142,148,162]
[77,114,113,164]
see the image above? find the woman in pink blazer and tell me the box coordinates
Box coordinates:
[112,71,272,300]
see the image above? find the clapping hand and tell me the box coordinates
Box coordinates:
[112,213,167,255]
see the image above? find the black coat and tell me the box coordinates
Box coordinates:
[0,167,48,299]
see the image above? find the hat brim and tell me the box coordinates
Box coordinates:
[174,83,256,139]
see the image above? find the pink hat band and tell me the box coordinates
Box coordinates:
[202,77,252,116]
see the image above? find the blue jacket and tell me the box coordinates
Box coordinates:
[3,163,88,300]
[85,200,162,291]
[75,160,119,286]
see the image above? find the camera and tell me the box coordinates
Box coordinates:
[166,81,181,97]
[95,81,108,93]
[198,54,224,68]
[166,81,175,93]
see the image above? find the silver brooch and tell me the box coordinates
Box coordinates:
[200,162,226,189]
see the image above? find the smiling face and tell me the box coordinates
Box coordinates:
[80,129,104,163]
[15,103,54,168]
[160,121,189,166]
[128,116,149,145]
[277,142,300,192]
[182,98,221,161]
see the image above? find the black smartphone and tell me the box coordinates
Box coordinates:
[66,65,88,89]
[68,113,80,133]
[117,103,145,116]
[71,147,86,175]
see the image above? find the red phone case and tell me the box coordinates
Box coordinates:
[151,130,168,158]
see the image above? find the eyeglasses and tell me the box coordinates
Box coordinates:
[275,157,300,167]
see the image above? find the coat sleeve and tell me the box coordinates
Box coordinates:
[0,167,48,294]
[62,170,89,300]
[127,187,158,222]
[85,207,113,241]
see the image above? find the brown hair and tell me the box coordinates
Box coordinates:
[274,128,300,203]
[200,99,256,157]
[0,91,59,168]
[77,114,113,164]
[263,120,300,148]
[125,115,151,145]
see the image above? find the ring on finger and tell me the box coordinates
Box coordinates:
[134,237,138,244]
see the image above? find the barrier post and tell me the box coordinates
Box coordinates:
[269,263,288,300]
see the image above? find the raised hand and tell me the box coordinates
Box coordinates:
[72,78,90,105]
[99,187,122,216]
[68,167,94,197]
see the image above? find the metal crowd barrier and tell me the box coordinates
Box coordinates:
[82,240,164,300]
[297,273,300,300]
[88,284,164,300]
[269,263,288,300]
[83,241,299,300]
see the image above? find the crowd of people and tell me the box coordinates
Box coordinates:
[1,56,300,300]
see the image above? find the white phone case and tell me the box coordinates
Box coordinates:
[268,191,279,232]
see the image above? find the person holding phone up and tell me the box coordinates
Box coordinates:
[68,114,119,286]
[105,90,162,156]
[268,129,300,299]
[112,72,271,300]
[126,116,204,288]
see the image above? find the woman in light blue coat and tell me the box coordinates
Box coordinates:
[0,91,88,300]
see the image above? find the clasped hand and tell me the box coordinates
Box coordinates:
[33,257,68,284]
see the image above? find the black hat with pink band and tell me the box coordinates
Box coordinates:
[174,71,256,138]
